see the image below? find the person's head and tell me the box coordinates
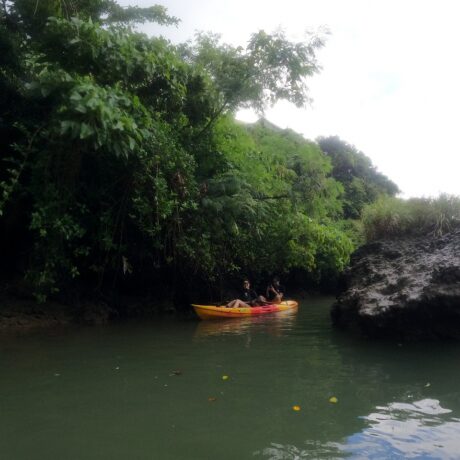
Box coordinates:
[272,276,280,287]
[243,279,250,289]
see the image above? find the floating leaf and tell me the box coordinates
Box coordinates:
[222,375,229,380]
[329,396,338,404]
[208,397,217,402]
[425,382,431,388]
[292,405,301,411]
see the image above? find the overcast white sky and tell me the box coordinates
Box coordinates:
[120,0,460,197]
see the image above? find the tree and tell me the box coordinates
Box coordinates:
[4,1,178,35]
[317,136,399,219]
[179,29,326,136]
[0,1,362,304]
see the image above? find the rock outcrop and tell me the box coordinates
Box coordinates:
[332,229,460,339]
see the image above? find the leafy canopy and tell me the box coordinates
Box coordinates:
[0,0,396,303]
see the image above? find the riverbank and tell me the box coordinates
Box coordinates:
[0,287,315,333]
[0,297,74,332]
[0,293,180,333]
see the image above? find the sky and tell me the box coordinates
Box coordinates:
[120,0,460,197]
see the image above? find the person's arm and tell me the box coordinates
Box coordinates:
[279,285,285,299]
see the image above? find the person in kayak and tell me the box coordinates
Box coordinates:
[226,279,266,308]
[266,276,284,303]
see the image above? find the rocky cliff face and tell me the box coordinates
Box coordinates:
[332,229,460,339]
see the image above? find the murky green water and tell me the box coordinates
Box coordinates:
[1,296,460,459]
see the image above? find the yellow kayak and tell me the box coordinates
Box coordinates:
[192,300,298,320]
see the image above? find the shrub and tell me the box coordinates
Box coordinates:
[362,194,460,241]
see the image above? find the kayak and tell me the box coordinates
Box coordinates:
[192,300,298,320]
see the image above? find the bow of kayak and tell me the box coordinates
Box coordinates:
[192,300,298,320]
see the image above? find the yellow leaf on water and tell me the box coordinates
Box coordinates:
[208,397,217,402]
[222,375,229,380]
[329,396,338,404]
[292,405,301,411]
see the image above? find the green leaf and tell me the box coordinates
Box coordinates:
[79,123,94,139]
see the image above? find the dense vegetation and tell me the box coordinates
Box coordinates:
[0,0,398,307]
[362,195,460,241]
[317,136,400,219]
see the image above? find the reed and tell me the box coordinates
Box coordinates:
[361,194,460,241]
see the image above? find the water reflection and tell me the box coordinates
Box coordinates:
[193,309,298,340]
[340,398,460,459]
[255,399,460,459]
[254,440,343,459]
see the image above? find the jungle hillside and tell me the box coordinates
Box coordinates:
[0,0,399,311]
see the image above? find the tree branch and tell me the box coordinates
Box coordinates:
[193,100,229,141]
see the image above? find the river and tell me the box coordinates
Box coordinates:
[1,296,460,459]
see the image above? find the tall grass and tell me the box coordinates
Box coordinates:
[361,194,460,241]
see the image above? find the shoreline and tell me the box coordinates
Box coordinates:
[0,295,177,333]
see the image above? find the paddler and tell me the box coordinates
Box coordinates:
[226,279,266,308]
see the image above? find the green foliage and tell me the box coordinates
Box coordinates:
[104,4,179,25]
[286,215,354,275]
[6,0,178,34]
[247,120,344,219]
[181,28,326,122]
[180,117,355,284]
[335,218,365,248]
[318,136,399,219]
[28,189,87,302]
[362,195,460,241]
[0,1,383,303]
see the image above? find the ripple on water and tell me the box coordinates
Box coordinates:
[339,398,460,459]
[254,399,460,459]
